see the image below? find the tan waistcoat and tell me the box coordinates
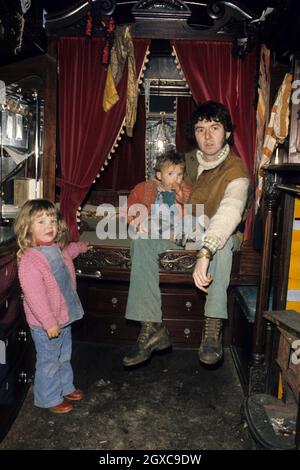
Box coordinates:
[188,153,249,218]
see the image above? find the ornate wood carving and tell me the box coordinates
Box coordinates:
[76,247,131,271]
[45,0,260,42]
[159,250,196,272]
[263,171,282,209]
[248,359,267,395]
[132,0,191,18]
[75,246,197,273]
[45,0,116,35]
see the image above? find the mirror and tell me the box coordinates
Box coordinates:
[142,44,191,178]
[0,75,44,224]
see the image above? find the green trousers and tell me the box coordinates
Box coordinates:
[125,236,240,323]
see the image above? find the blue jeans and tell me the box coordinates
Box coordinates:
[30,326,75,408]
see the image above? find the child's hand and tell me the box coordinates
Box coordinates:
[84,241,94,251]
[172,182,183,202]
[47,325,61,339]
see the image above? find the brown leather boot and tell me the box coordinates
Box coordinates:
[123,321,171,367]
[198,317,223,365]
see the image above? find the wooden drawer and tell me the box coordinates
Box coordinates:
[164,318,202,346]
[86,285,128,315]
[0,322,30,383]
[0,343,33,442]
[84,312,139,342]
[0,254,17,298]
[83,311,202,348]
[0,285,21,329]
[161,287,205,319]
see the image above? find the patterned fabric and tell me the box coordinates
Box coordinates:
[203,237,220,256]
[255,45,270,179]
[257,72,293,203]
[103,25,138,137]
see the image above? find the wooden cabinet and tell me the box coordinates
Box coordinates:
[75,243,259,348]
[0,237,34,442]
[76,277,205,347]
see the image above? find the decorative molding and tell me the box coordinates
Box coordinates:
[207,1,253,22]
[132,0,191,19]
[248,361,267,395]
[75,246,197,273]
[76,247,131,271]
[263,171,282,206]
[159,251,196,272]
[45,0,260,43]
[45,0,116,35]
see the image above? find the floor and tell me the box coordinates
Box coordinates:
[0,342,252,450]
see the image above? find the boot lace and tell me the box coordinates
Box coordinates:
[137,322,155,344]
[203,318,222,341]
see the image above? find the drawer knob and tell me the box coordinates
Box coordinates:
[111,297,118,307]
[185,301,192,311]
[18,330,28,342]
[76,269,82,275]
[18,371,32,384]
[110,323,117,334]
[94,270,101,278]
[184,328,191,338]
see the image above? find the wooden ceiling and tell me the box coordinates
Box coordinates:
[0,0,299,66]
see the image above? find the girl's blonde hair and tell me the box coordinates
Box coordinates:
[14,199,69,257]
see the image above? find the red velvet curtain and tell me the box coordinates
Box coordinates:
[172,41,257,177]
[58,37,150,240]
[172,40,257,237]
[175,96,197,153]
[94,95,146,190]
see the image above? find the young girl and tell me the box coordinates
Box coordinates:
[14,199,90,414]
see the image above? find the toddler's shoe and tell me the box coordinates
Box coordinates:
[49,400,73,414]
[64,389,84,401]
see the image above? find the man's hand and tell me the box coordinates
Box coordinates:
[47,325,61,339]
[192,257,212,293]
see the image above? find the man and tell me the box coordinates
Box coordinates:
[185,101,249,365]
[123,100,249,367]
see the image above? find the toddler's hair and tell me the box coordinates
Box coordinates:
[14,199,69,256]
[154,149,186,172]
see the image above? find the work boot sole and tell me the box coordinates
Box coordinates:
[198,352,223,366]
[123,336,172,367]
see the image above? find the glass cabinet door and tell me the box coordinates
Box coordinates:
[0,76,44,224]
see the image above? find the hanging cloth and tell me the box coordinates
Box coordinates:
[103,25,138,137]
[256,72,293,204]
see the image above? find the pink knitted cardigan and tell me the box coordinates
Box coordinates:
[18,242,88,330]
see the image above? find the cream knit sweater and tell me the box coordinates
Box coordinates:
[196,148,249,253]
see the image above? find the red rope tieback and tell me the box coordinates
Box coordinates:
[100,17,115,70]
[85,11,92,41]
[107,17,115,33]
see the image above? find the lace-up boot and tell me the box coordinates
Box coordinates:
[123,321,171,367]
[198,317,223,365]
